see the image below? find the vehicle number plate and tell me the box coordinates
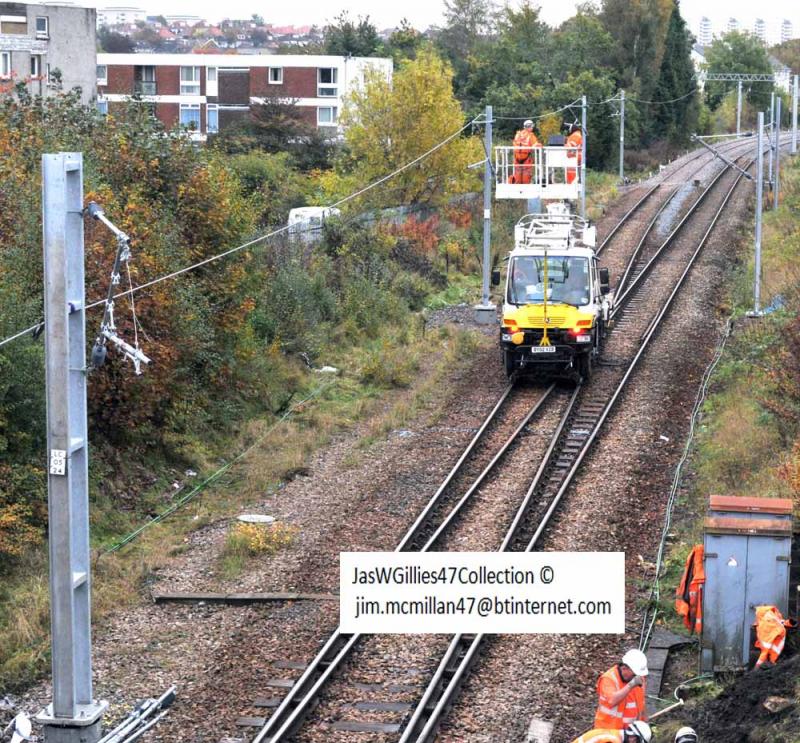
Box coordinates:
[531,346,557,354]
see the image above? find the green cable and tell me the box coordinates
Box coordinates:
[100,380,335,556]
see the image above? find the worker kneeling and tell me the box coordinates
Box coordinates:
[573,721,652,743]
[595,649,648,730]
[509,119,540,185]
[754,604,795,667]
[565,122,583,185]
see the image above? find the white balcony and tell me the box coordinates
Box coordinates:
[495,145,583,201]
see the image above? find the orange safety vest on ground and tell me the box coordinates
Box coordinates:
[572,729,623,743]
[675,545,705,634]
[595,665,646,729]
[754,605,794,666]
[509,129,540,184]
[566,130,583,184]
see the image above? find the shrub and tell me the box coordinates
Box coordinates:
[360,341,419,388]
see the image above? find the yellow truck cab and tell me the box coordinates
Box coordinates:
[499,204,613,380]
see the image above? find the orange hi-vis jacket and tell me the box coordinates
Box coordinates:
[595,665,646,729]
[566,130,583,162]
[675,544,705,634]
[513,128,541,161]
[572,729,623,743]
[754,605,793,666]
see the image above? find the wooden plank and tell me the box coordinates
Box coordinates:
[265,678,295,689]
[273,660,308,670]
[152,591,338,605]
[353,701,412,712]
[332,722,401,733]
[253,697,281,708]
[236,717,266,727]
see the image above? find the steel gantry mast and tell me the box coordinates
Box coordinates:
[36,153,106,742]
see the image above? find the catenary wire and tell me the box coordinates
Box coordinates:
[0,117,478,350]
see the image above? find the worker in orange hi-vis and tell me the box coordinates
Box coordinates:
[566,122,583,184]
[509,119,540,184]
[675,544,705,634]
[594,649,648,730]
[754,605,795,667]
[572,721,652,743]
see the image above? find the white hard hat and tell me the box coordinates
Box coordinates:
[625,720,652,742]
[621,648,649,676]
[675,726,698,743]
[524,119,534,127]
[10,712,32,743]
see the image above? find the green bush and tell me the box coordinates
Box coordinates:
[360,341,419,388]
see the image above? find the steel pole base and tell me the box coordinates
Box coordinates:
[474,303,496,324]
[37,702,106,743]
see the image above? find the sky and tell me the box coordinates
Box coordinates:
[74,0,800,39]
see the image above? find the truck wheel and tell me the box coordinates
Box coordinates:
[504,350,516,378]
[577,352,592,382]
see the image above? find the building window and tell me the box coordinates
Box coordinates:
[97,99,108,116]
[30,54,41,78]
[96,64,107,85]
[206,66,217,82]
[318,67,337,97]
[180,103,201,130]
[317,106,338,125]
[35,16,48,39]
[134,65,156,95]
[207,104,218,133]
[180,66,201,95]
[0,15,27,34]
[1,52,11,79]
[269,67,282,84]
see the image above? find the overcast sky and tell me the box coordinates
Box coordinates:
[78,0,800,41]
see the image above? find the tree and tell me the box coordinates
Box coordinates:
[385,19,423,64]
[212,95,331,170]
[98,26,135,53]
[323,12,380,57]
[436,0,497,97]
[600,0,673,95]
[332,49,481,208]
[549,11,615,80]
[651,1,698,141]
[704,32,774,111]
[771,39,800,75]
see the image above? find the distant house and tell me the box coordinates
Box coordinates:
[768,55,792,91]
[97,52,393,140]
[0,1,97,102]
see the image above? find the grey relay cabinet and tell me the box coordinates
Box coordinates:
[701,495,793,673]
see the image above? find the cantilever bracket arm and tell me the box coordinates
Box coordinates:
[690,134,754,181]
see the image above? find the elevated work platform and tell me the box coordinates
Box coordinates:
[495,145,584,200]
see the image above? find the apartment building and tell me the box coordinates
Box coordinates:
[97,53,393,138]
[0,1,96,101]
[96,6,145,27]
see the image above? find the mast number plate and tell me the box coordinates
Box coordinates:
[50,449,67,475]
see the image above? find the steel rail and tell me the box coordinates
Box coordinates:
[595,183,660,255]
[398,384,581,743]
[595,136,757,261]
[399,150,761,743]
[251,382,554,742]
[420,384,560,550]
[609,149,752,321]
[613,183,681,298]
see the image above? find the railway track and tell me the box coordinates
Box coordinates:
[243,382,562,741]
[396,145,763,743]
[239,137,777,743]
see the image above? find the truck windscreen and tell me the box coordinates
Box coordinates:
[508,255,591,307]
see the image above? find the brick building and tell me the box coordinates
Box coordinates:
[97,53,393,138]
[0,1,96,102]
